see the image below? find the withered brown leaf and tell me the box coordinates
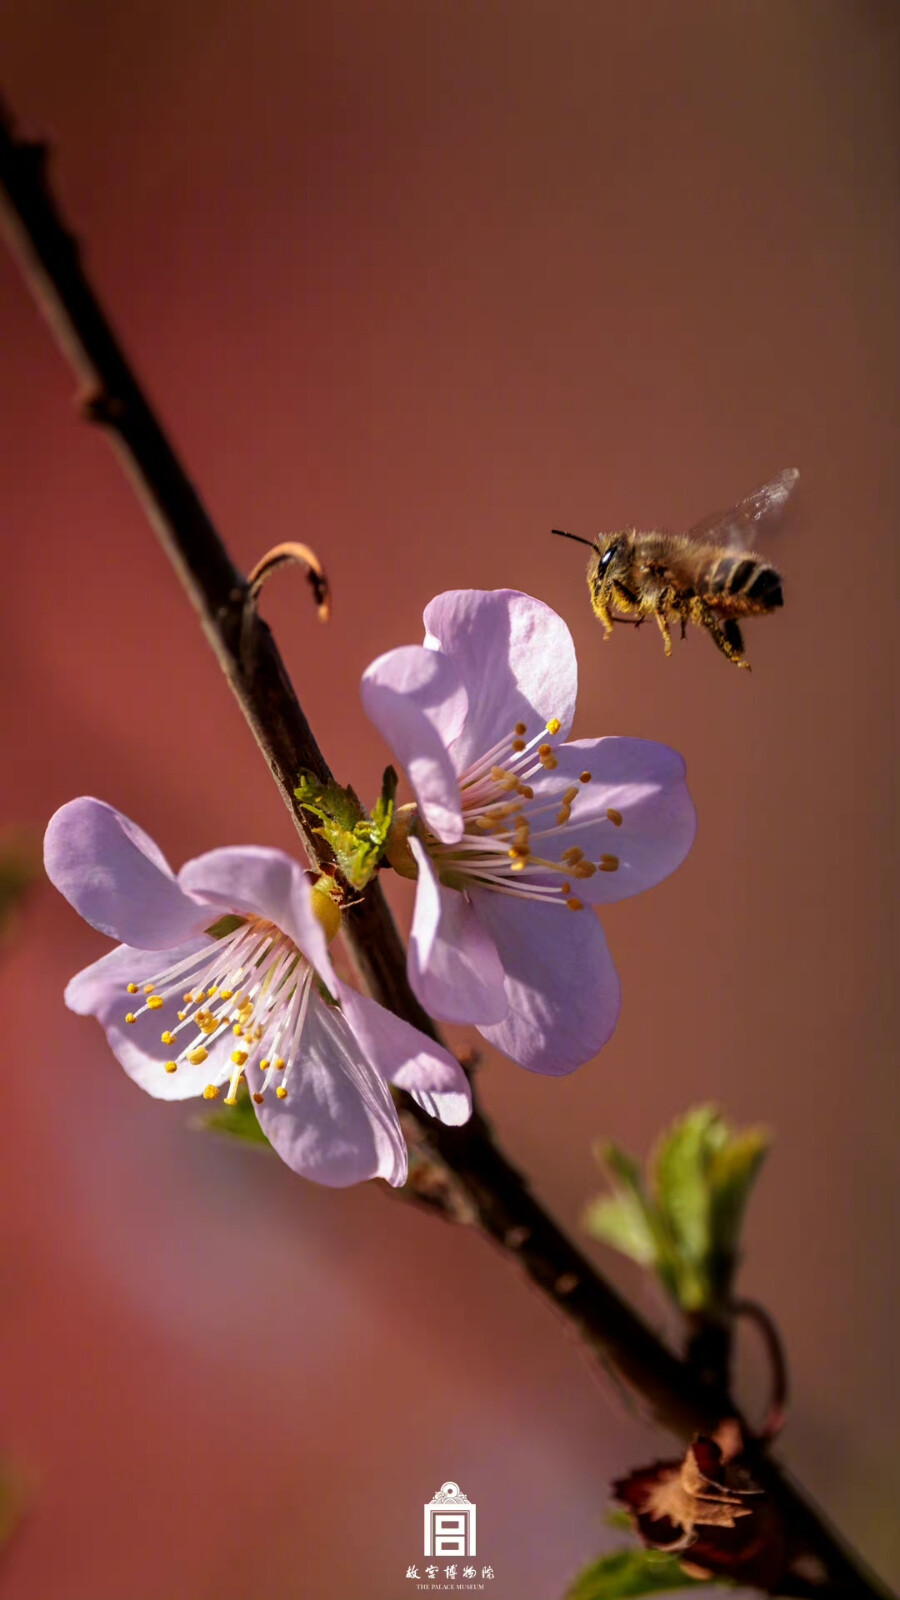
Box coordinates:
[614,1421,787,1587]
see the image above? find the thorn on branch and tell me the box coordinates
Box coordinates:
[240,540,331,674]
[82,388,127,426]
[731,1297,789,1443]
[246,541,331,622]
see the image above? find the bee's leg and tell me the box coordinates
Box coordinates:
[653,599,673,657]
[613,579,640,608]
[589,587,615,640]
[691,597,750,669]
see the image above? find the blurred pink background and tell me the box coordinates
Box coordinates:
[1,3,898,1597]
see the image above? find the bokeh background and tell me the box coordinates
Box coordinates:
[1,3,898,1597]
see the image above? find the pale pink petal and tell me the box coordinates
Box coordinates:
[248,991,407,1187]
[338,984,472,1126]
[471,890,621,1075]
[523,738,696,904]
[177,846,337,990]
[423,590,578,770]
[65,939,232,1101]
[408,837,508,1025]
[44,798,211,950]
[361,646,466,843]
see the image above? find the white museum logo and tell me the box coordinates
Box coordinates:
[404,1479,494,1586]
[424,1481,476,1557]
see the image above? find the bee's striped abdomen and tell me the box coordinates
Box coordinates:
[706,552,783,611]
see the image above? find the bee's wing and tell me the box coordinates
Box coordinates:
[686,468,799,550]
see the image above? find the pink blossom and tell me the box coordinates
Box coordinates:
[362,589,696,1074]
[44,798,471,1186]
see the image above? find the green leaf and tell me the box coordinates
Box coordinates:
[585,1108,772,1314]
[295,766,398,889]
[564,1547,707,1600]
[653,1105,721,1264]
[198,1083,272,1148]
[708,1126,770,1275]
[582,1194,657,1267]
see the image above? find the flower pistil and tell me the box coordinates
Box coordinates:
[415,715,621,911]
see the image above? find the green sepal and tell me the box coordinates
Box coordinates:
[198,1081,272,1149]
[0,829,39,943]
[295,766,398,889]
[204,913,247,939]
[564,1546,711,1600]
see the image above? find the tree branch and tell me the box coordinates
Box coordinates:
[0,98,891,1600]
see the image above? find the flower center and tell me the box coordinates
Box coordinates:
[427,716,621,911]
[124,913,318,1102]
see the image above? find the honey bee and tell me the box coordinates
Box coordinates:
[552,468,798,668]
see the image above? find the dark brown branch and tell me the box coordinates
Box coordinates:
[0,99,891,1600]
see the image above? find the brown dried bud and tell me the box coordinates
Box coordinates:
[614,1421,788,1588]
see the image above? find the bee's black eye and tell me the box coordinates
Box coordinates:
[598,546,616,575]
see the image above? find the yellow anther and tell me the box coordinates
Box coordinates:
[508,844,529,860]
[276,1085,288,1099]
[206,987,218,999]
[259,1058,270,1070]
[606,807,623,826]
[566,896,584,911]
[125,1012,137,1025]
[511,738,525,752]
[556,807,571,826]
[231,1049,249,1067]
[223,1094,238,1106]
[510,858,528,872]
[580,770,591,784]
[517,783,534,800]
[164,1061,178,1074]
[183,991,195,1003]
[160,1031,175,1046]
[252,1092,265,1105]
[515,722,527,736]
[147,995,163,1010]
[188,1047,209,1065]
[574,861,597,878]
[202,1084,220,1100]
[599,854,620,872]
[126,983,139,995]
[143,983,156,995]
[474,815,495,830]
[233,1024,243,1036]
[219,988,234,1000]
[199,1016,219,1036]
[274,1057,286,1070]
[546,718,561,735]
[492,773,519,791]
[177,1010,187,1021]
[563,786,579,805]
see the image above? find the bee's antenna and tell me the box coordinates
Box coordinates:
[551,528,596,550]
